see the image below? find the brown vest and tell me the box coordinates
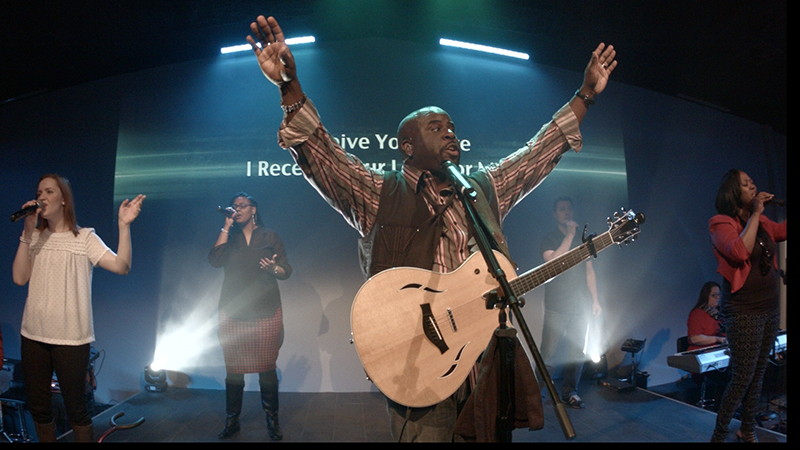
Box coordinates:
[358,170,514,279]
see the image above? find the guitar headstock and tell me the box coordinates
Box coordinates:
[607,208,645,246]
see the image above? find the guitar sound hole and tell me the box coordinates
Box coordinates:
[437,344,469,379]
[400,283,444,294]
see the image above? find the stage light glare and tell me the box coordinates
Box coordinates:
[151,320,217,373]
[439,38,529,60]
[583,353,608,380]
[220,36,316,54]
[144,364,168,393]
[150,299,221,375]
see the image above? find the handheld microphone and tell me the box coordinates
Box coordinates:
[10,200,43,222]
[217,206,236,218]
[766,197,786,206]
[439,161,477,201]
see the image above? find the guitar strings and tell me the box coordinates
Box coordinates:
[428,232,617,330]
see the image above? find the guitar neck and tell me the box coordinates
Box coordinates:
[510,230,614,296]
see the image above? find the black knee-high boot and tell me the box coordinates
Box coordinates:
[259,370,283,441]
[219,382,244,439]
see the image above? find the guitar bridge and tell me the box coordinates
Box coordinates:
[420,303,449,354]
[446,308,457,332]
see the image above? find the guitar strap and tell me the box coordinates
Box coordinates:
[466,172,516,269]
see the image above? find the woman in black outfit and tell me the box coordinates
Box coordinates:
[209,192,292,441]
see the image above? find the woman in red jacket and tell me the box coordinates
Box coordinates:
[687,281,726,351]
[708,169,786,442]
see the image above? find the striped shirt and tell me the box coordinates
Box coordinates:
[278,99,582,273]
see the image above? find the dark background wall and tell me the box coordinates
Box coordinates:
[1,37,786,404]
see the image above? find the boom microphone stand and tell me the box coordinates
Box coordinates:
[441,162,576,441]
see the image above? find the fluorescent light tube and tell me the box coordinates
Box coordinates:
[221,36,316,54]
[439,38,529,60]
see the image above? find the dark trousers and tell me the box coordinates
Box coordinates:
[386,394,458,442]
[21,336,91,427]
[713,311,780,435]
[538,309,589,399]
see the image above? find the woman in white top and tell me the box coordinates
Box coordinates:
[12,174,145,442]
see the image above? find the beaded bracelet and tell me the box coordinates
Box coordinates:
[220,228,229,234]
[281,94,306,114]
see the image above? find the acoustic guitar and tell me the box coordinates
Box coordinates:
[351,209,644,407]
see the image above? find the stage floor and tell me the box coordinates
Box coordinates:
[44,379,786,443]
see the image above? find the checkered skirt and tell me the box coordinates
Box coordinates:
[218,307,283,374]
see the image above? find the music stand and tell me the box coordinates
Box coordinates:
[620,338,645,385]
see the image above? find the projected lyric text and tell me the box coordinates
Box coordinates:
[246,159,493,177]
[248,133,474,177]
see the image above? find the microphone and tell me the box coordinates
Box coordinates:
[439,161,477,200]
[10,200,43,222]
[766,197,786,206]
[217,206,236,218]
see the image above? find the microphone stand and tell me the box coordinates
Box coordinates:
[453,179,576,441]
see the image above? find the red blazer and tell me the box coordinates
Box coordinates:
[709,214,787,292]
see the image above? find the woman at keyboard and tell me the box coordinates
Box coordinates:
[686,281,729,411]
[687,281,726,351]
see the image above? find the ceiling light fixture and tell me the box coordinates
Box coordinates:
[220,36,316,54]
[439,38,529,60]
